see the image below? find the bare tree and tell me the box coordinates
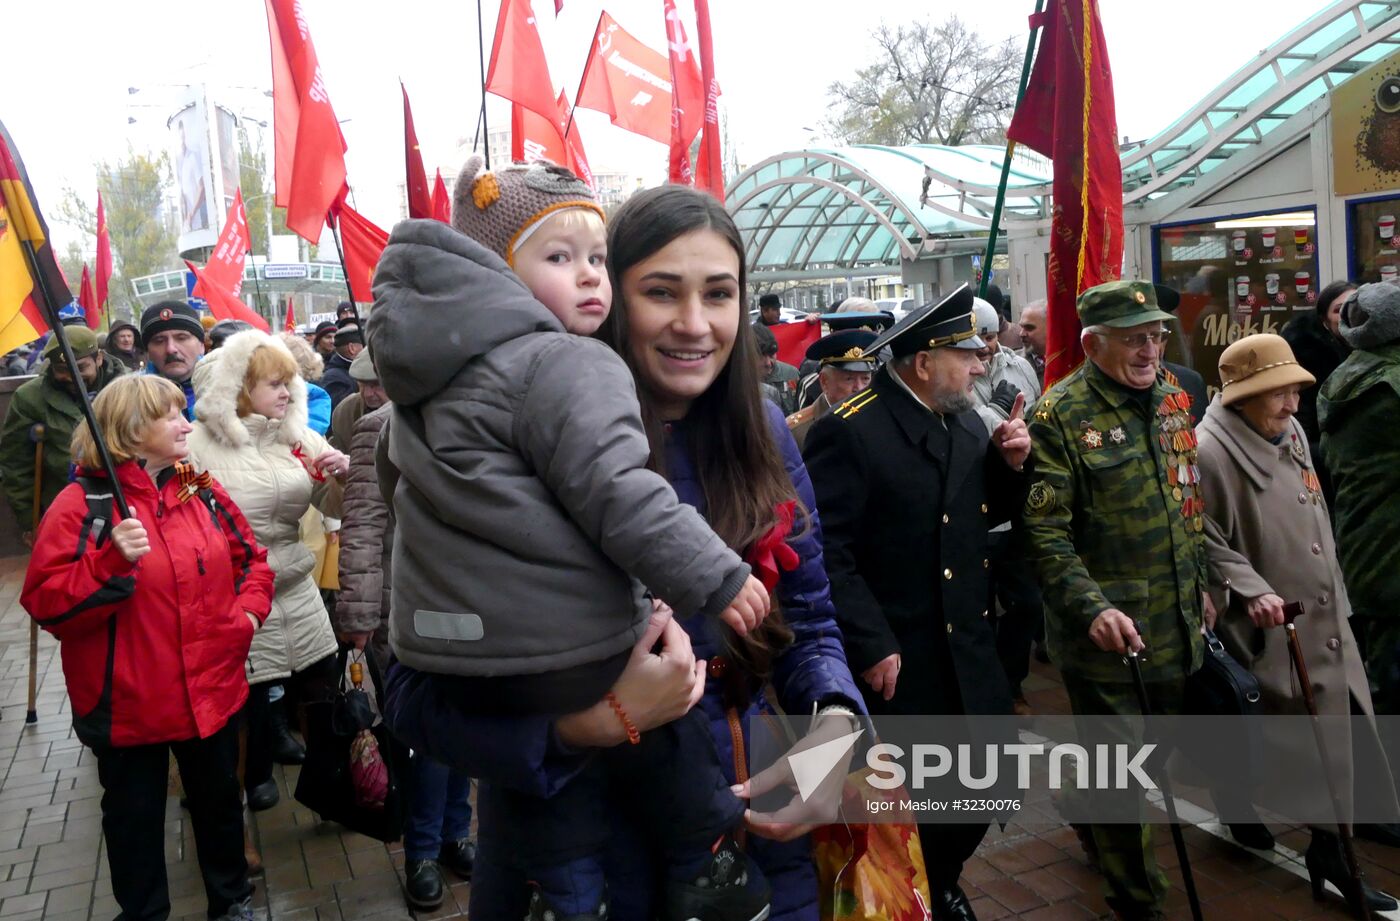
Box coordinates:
[825,16,1020,147]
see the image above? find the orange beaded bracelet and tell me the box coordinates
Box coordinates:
[605,692,641,745]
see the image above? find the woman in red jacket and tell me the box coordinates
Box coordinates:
[22,375,274,921]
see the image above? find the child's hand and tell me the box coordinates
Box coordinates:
[718,575,771,637]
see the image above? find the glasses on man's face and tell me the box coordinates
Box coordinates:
[1103,328,1168,349]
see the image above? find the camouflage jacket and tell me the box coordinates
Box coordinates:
[1021,361,1206,684]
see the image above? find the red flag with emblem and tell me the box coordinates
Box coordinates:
[78,265,100,329]
[576,12,675,145]
[664,0,704,183]
[512,94,595,188]
[203,189,250,298]
[402,83,433,220]
[265,0,349,242]
[692,0,724,198]
[95,192,112,311]
[284,298,297,332]
[186,260,269,332]
[333,204,389,304]
[1006,0,1122,386]
[485,0,559,121]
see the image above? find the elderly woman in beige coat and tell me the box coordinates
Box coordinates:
[1198,333,1399,914]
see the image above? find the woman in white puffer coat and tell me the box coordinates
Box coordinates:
[187,329,349,810]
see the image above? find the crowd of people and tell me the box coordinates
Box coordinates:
[6,157,1400,921]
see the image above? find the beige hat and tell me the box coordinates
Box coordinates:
[349,347,377,382]
[1218,333,1315,407]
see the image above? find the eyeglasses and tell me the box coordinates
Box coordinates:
[1100,328,1168,349]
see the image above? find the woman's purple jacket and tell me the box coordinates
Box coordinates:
[383,402,864,920]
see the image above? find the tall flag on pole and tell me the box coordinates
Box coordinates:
[284,297,297,333]
[265,0,349,242]
[692,0,725,199]
[78,265,99,329]
[0,120,65,356]
[430,169,451,223]
[402,83,433,219]
[334,205,389,304]
[512,94,594,187]
[1006,0,1122,386]
[576,13,685,146]
[95,191,112,312]
[186,260,269,331]
[664,0,704,184]
[188,190,267,331]
[485,0,559,121]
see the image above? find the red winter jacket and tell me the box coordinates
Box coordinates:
[22,460,274,748]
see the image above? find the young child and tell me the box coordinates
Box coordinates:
[370,156,774,921]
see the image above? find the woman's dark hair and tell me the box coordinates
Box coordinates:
[600,186,795,687]
[1316,280,1358,323]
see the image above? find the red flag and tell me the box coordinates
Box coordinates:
[576,12,677,146]
[265,0,349,242]
[664,0,704,184]
[402,83,433,220]
[333,204,389,304]
[95,192,112,310]
[771,321,819,369]
[203,189,250,299]
[692,0,724,198]
[512,94,595,188]
[283,298,296,333]
[186,260,269,332]
[554,0,563,12]
[1007,0,1122,386]
[485,0,559,121]
[430,169,451,223]
[78,265,100,329]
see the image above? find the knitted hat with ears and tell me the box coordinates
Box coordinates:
[450,154,604,267]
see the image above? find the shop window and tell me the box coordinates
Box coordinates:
[1346,194,1400,284]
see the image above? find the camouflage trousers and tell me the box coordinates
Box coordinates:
[1352,614,1400,715]
[1061,673,1187,920]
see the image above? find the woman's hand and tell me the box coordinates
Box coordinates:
[718,575,771,636]
[1246,593,1287,629]
[735,711,860,842]
[555,602,705,748]
[111,518,150,563]
[312,449,350,480]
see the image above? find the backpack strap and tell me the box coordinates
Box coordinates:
[73,475,116,557]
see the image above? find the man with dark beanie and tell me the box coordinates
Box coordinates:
[140,300,206,420]
[320,318,363,409]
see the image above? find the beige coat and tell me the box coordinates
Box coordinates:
[1197,396,1396,823]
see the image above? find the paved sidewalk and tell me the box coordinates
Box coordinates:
[0,554,1395,919]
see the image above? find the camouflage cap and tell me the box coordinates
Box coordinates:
[1076,280,1176,329]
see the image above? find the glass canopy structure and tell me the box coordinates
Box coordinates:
[727,0,1400,279]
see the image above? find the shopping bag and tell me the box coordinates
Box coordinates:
[811,767,932,921]
[294,645,404,841]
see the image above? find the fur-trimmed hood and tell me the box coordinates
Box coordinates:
[192,329,310,448]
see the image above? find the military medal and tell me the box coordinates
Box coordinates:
[1080,424,1103,449]
[1109,425,1126,444]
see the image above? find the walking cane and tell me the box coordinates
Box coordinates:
[1282,601,1372,921]
[25,424,44,725]
[1126,645,1205,921]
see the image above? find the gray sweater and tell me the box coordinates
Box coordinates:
[368,220,749,677]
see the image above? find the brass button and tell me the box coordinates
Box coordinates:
[943,568,953,580]
[942,514,950,524]
[946,624,954,634]
[983,559,990,569]
[1326,638,1341,651]
[1298,493,1308,504]
[980,503,988,513]
[1223,578,1232,588]
[1310,542,1322,555]
[1318,593,1330,605]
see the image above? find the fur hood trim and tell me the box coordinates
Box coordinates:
[192,329,310,448]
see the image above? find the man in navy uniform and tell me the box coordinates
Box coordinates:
[803,286,1031,921]
[787,328,877,451]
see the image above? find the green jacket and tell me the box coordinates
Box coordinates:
[0,358,127,528]
[1021,361,1206,683]
[1318,342,1400,620]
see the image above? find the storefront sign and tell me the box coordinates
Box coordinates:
[1333,47,1400,196]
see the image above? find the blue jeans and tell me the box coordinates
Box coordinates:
[404,753,474,861]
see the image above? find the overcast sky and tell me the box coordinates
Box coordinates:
[9,0,1331,256]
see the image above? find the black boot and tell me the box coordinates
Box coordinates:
[931,884,978,921]
[1305,829,1398,914]
[660,835,771,921]
[438,838,475,880]
[246,778,279,812]
[404,859,444,911]
[526,886,608,920]
[268,695,305,765]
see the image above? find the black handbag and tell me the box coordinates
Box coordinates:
[1185,628,1262,716]
[294,644,406,842]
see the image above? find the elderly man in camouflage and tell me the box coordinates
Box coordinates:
[1021,280,1211,921]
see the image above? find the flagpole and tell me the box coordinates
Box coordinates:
[14,239,129,518]
[978,0,1046,300]
[328,217,356,304]
[564,11,605,142]
[477,0,491,167]
[248,250,269,325]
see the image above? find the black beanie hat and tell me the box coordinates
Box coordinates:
[140,300,205,346]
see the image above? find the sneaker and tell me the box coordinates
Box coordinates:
[405,859,445,911]
[661,835,771,921]
[439,837,476,880]
[219,896,256,921]
[525,885,609,920]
